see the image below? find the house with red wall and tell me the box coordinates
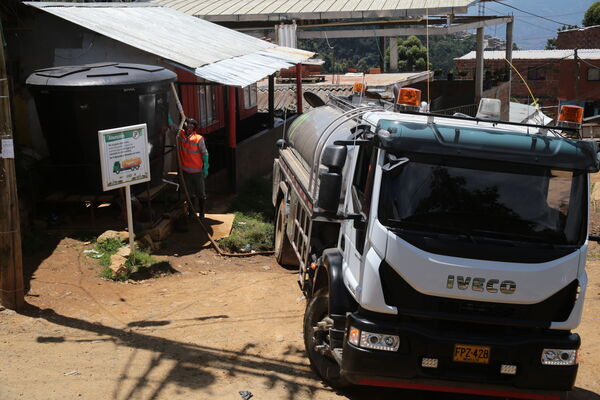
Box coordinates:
[454,49,600,117]
[557,25,600,50]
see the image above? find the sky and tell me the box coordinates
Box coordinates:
[467,0,598,49]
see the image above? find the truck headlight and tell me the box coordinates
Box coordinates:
[541,349,578,366]
[347,326,400,352]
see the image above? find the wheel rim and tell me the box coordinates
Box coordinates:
[275,203,285,256]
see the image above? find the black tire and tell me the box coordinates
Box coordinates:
[303,288,351,388]
[274,198,298,268]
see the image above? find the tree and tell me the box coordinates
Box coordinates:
[428,34,476,75]
[395,36,428,72]
[544,25,578,50]
[545,38,557,50]
[583,2,600,27]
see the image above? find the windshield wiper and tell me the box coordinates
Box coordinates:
[469,229,570,248]
[386,219,478,244]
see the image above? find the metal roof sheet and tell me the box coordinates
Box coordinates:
[26,2,314,87]
[154,0,475,20]
[257,71,431,112]
[457,49,600,60]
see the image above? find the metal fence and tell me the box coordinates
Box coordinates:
[432,104,478,117]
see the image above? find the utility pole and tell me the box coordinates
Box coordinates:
[475,27,484,104]
[574,48,580,102]
[0,26,24,310]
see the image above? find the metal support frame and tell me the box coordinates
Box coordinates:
[505,17,514,119]
[390,38,398,72]
[379,36,386,72]
[297,16,512,39]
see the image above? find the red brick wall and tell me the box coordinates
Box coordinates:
[557,26,600,49]
[454,58,561,107]
[557,59,600,100]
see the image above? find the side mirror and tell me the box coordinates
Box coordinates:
[317,171,343,211]
[321,145,347,169]
[317,145,347,212]
[589,235,600,243]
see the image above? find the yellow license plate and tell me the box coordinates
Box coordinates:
[453,344,491,364]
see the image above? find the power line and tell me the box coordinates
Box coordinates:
[491,0,573,26]
[579,57,600,70]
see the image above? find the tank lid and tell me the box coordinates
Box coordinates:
[26,62,177,88]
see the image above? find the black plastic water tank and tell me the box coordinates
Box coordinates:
[26,62,177,194]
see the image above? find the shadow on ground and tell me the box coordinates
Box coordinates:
[20,304,598,400]
[22,304,322,400]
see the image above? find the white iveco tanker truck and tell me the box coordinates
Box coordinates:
[272,88,599,399]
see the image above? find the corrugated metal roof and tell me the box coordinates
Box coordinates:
[457,49,600,60]
[257,71,431,112]
[257,86,353,113]
[154,0,475,21]
[25,2,314,87]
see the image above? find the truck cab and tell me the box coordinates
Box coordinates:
[272,90,598,399]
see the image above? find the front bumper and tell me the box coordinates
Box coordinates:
[341,312,579,398]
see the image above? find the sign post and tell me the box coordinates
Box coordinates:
[98,123,151,255]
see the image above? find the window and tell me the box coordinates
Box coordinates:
[243,83,257,109]
[588,67,600,81]
[198,85,218,128]
[527,66,546,81]
[351,145,375,254]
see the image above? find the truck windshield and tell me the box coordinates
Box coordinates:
[379,157,587,259]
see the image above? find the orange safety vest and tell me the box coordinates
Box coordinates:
[177,130,205,173]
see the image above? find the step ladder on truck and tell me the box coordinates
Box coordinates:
[272,86,599,400]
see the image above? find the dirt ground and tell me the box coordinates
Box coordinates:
[1,212,600,400]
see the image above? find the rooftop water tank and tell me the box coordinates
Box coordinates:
[26,62,177,194]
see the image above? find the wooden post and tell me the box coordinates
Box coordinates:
[295,64,303,114]
[0,28,24,310]
[228,86,237,149]
[574,48,580,102]
[268,74,275,129]
[475,27,484,105]
[227,86,237,191]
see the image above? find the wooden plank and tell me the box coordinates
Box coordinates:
[0,34,23,310]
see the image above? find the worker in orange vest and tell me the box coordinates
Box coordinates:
[178,118,209,219]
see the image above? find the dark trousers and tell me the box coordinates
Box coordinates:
[182,171,206,217]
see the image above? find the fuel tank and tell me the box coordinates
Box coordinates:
[285,105,357,172]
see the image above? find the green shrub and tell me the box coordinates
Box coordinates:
[217,176,275,252]
[219,212,274,252]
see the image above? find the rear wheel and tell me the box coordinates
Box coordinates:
[303,288,350,388]
[274,198,298,268]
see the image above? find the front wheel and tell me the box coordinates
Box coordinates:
[303,288,350,388]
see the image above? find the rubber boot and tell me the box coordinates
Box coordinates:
[198,198,206,219]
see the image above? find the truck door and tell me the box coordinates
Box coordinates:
[340,144,373,299]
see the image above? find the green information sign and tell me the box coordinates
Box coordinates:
[98,123,151,191]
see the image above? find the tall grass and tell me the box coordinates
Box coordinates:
[218,177,275,252]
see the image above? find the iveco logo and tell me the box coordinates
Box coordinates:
[446,275,516,294]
